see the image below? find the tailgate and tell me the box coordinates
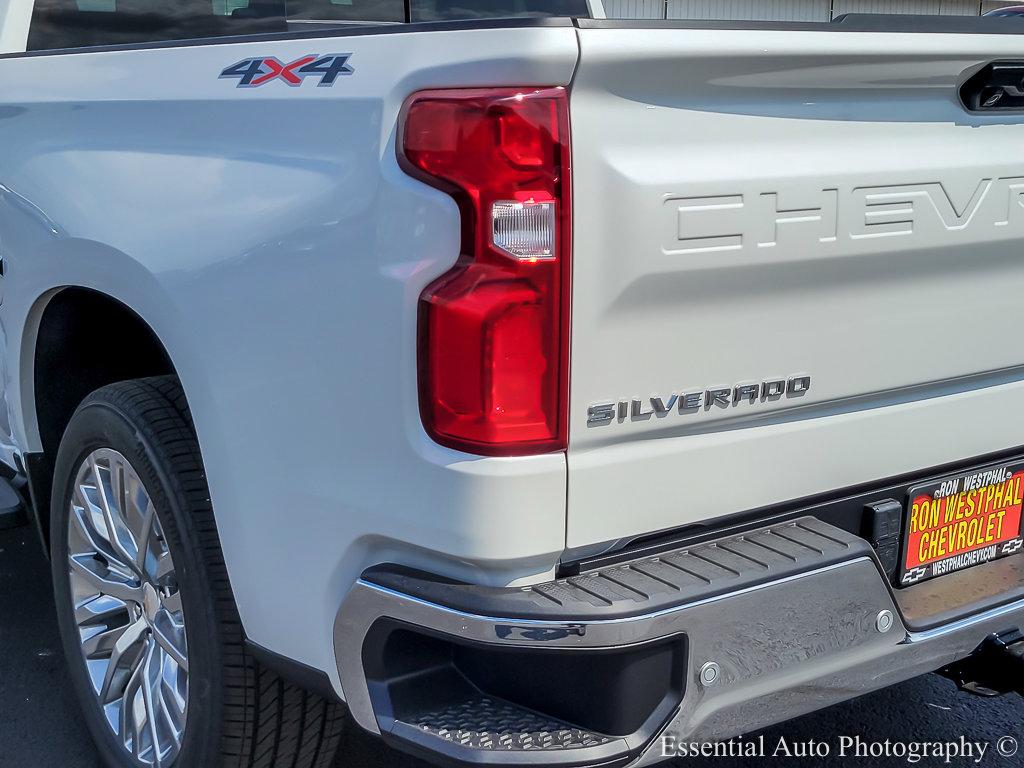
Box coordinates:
[567,21,1024,549]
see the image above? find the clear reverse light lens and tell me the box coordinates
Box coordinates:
[491,200,556,261]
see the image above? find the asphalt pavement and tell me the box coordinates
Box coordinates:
[2,524,1023,768]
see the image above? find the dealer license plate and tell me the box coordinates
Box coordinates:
[899,462,1024,586]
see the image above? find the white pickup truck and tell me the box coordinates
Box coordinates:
[3,1,1024,766]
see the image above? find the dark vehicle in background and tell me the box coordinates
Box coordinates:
[986,5,1024,16]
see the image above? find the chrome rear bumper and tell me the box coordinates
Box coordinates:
[333,518,1024,767]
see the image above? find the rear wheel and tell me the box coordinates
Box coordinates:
[50,376,345,768]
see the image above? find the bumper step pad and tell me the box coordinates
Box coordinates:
[364,516,869,621]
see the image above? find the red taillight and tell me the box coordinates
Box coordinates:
[399,87,571,456]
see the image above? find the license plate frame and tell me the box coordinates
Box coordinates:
[899,461,1024,587]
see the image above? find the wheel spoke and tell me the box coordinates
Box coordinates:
[110,458,126,535]
[81,623,129,659]
[120,466,157,571]
[158,673,186,738]
[154,550,175,585]
[134,497,156,573]
[99,617,148,704]
[69,500,125,570]
[74,593,128,626]
[151,610,188,673]
[90,455,139,568]
[161,589,182,615]
[117,648,146,755]
[141,641,163,768]
[69,555,142,604]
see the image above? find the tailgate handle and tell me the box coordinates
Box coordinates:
[961,62,1024,112]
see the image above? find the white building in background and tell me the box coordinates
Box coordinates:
[602,0,1020,20]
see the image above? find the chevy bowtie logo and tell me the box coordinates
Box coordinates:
[901,566,928,585]
[220,54,354,88]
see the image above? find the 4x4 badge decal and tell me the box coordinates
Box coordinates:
[220,54,353,88]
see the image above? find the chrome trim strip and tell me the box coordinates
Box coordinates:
[906,595,1024,643]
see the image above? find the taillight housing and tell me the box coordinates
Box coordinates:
[399,87,571,456]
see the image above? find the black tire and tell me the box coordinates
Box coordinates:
[50,376,345,768]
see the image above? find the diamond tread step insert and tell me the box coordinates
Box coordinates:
[409,695,613,751]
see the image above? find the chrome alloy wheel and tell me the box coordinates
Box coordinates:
[67,448,188,767]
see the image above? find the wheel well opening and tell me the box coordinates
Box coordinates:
[30,287,175,543]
